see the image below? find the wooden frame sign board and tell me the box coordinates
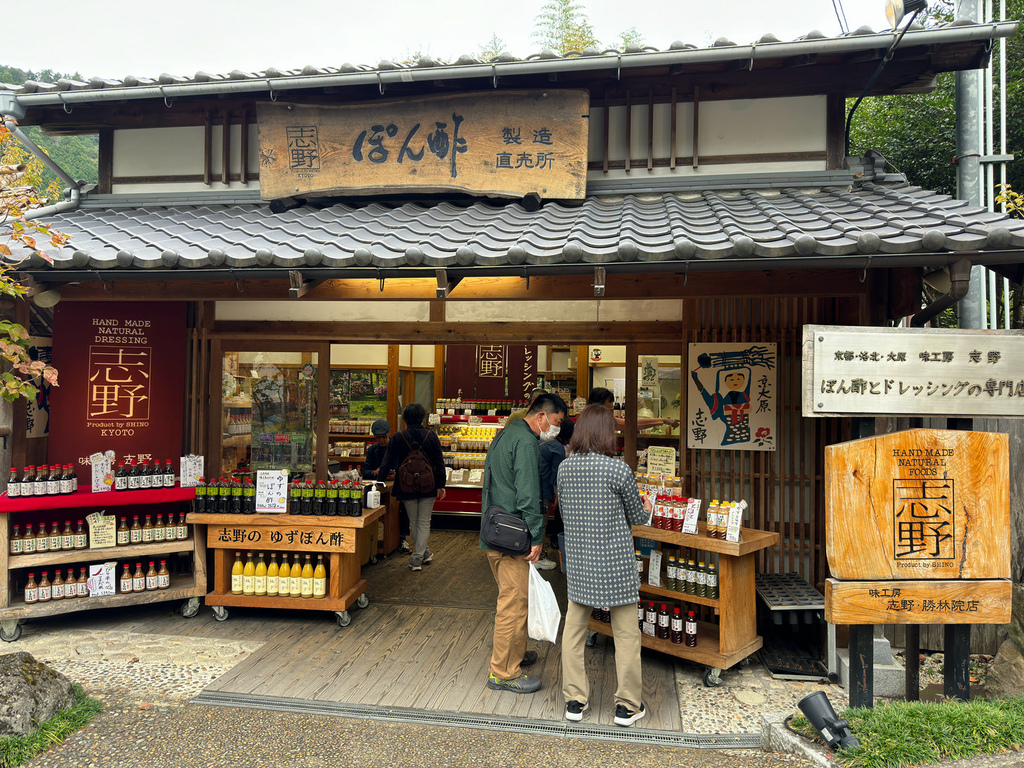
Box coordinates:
[258,90,589,200]
[824,429,1010,625]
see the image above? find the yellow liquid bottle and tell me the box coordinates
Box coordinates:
[242,552,255,596]
[231,551,244,595]
[289,556,302,597]
[266,554,279,597]
[300,554,313,598]
[254,552,267,596]
[313,554,326,599]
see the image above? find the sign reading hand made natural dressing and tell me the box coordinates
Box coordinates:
[257,91,589,200]
[824,428,1011,625]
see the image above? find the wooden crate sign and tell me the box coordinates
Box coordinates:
[825,578,1011,625]
[826,429,1008,581]
[257,90,589,200]
[207,524,355,553]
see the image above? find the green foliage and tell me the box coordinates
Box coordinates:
[0,66,84,86]
[479,33,506,61]
[792,696,1024,768]
[618,27,645,50]
[0,684,102,768]
[532,0,599,54]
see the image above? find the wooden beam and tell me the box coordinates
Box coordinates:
[98,128,113,194]
[387,344,400,429]
[826,92,845,170]
[203,114,212,186]
[221,111,230,185]
[240,110,249,185]
[692,86,700,169]
[669,87,677,171]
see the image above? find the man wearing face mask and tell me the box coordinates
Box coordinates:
[481,392,568,694]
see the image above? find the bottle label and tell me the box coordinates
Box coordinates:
[231,574,242,592]
[671,616,683,632]
[11,538,22,554]
[643,621,656,637]
[22,538,35,553]
[115,476,127,491]
[154,527,165,542]
[39,585,51,600]
[177,524,188,539]
[165,525,176,541]
[267,575,278,595]
[254,576,266,594]
[143,528,154,543]
[7,482,19,498]
[686,620,697,634]
[290,577,301,595]
[130,529,142,544]
[121,577,133,592]
[77,580,88,597]
[60,478,72,494]
[243,575,255,594]
[133,577,145,591]
[52,583,64,599]
[657,614,670,628]
[74,533,87,548]
[37,537,49,552]
[61,535,74,550]
[128,475,140,490]
[313,578,326,598]
[25,587,37,602]
[146,575,157,590]
[301,578,313,598]
[50,535,61,551]
[708,573,718,588]
[697,571,707,586]
[165,474,175,488]
[117,530,129,545]
[158,573,170,588]
[48,479,60,495]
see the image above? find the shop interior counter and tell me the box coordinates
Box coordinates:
[188,507,386,627]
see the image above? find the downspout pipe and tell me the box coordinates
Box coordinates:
[1,94,81,220]
[911,257,973,327]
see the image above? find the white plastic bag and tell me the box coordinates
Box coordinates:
[527,564,562,643]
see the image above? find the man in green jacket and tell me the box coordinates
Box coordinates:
[481,392,567,694]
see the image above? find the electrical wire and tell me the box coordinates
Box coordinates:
[831,0,850,34]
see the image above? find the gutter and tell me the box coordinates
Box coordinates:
[1,94,82,219]
[910,257,973,327]
[4,22,1018,109]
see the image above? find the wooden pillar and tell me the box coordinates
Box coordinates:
[624,342,639,470]
[848,623,874,709]
[387,344,400,428]
[315,341,330,478]
[905,624,921,702]
[944,625,971,701]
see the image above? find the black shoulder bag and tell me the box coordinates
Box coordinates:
[479,427,532,556]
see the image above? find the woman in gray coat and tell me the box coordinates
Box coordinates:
[556,404,652,727]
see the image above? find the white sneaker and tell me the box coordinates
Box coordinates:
[534,556,557,571]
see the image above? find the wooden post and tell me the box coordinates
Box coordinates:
[849,624,874,708]
[905,624,920,701]
[944,625,971,701]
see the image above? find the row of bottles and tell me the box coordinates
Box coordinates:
[10,520,87,555]
[193,477,256,514]
[6,465,77,498]
[226,412,252,435]
[705,499,747,540]
[435,398,525,415]
[635,548,719,599]
[24,567,90,603]
[638,601,698,646]
[113,460,176,491]
[119,560,172,592]
[116,513,190,545]
[192,476,367,517]
[231,551,327,599]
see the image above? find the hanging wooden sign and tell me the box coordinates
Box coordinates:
[825,578,1011,625]
[257,90,589,200]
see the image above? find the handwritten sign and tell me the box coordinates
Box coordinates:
[180,454,204,488]
[87,562,116,596]
[86,512,116,548]
[256,469,289,514]
[646,446,676,477]
[682,497,702,535]
[257,90,589,201]
[208,524,355,553]
[648,549,663,588]
[90,452,112,493]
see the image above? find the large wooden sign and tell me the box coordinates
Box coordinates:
[208,524,356,554]
[257,90,589,201]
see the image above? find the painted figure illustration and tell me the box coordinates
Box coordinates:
[691,346,776,447]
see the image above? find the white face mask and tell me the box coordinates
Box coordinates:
[540,415,560,441]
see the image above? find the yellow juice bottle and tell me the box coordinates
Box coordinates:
[254,552,267,596]
[242,552,255,596]
[231,551,244,595]
[300,554,313,598]
[267,554,279,597]
[289,555,302,597]
[313,554,327,599]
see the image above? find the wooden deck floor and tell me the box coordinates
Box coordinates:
[37,531,683,730]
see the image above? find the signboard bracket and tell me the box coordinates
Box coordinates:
[436,270,462,299]
[289,270,324,299]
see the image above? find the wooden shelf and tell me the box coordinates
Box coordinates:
[2,573,201,620]
[633,523,780,558]
[0,486,195,515]
[328,433,375,439]
[639,582,719,609]
[205,579,366,613]
[588,617,762,670]
[10,538,196,570]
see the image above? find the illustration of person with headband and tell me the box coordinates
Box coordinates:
[690,346,776,447]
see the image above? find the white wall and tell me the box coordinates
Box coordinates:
[216,301,431,323]
[444,300,682,323]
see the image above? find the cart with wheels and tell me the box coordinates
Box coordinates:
[190,505,385,627]
[588,522,779,686]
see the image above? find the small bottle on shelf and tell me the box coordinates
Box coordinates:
[288,478,302,515]
[656,603,670,639]
[154,513,165,543]
[707,562,718,599]
[132,562,145,592]
[231,552,244,595]
[36,523,50,553]
[685,610,698,647]
[74,520,87,549]
[313,554,326,599]
[120,563,134,593]
[289,555,302,597]
[254,553,267,596]
[51,570,65,601]
[300,554,314,598]
[60,465,74,495]
[230,478,243,515]
[24,572,38,604]
[193,477,207,513]
[127,460,140,491]
[164,460,175,488]
[117,516,130,546]
[76,567,88,597]
[267,554,279,597]
[244,477,256,514]
[671,607,684,644]
[325,480,339,516]
[157,560,170,589]
[146,561,158,591]
[176,512,188,541]
[49,521,62,552]
[130,515,142,544]
[163,513,176,541]
[47,465,61,496]
[6,466,20,498]
[114,461,128,491]
[242,552,255,596]
[637,599,644,631]
[22,524,36,554]
[9,524,22,555]
[142,514,154,543]
[38,571,51,602]
[63,569,77,601]
[643,601,656,636]
[61,520,74,551]
[139,460,152,490]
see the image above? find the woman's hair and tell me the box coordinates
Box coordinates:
[557,416,574,446]
[587,387,615,406]
[568,404,617,456]
[402,402,426,426]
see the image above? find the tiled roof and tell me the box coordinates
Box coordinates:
[0,19,1015,103]
[11,181,1024,275]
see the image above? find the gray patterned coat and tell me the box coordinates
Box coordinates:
[556,453,649,607]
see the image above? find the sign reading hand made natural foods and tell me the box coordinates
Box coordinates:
[257,90,589,200]
[824,429,1010,625]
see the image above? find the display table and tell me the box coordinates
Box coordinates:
[1,486,205,642]
[587,521,779,686]
[189,506,386,627]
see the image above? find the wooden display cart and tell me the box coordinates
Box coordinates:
[588,521,779,686]
[0,486,206,642]
[190,505,386,627]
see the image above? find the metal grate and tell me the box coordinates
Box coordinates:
[755,572,824,611]
[191,691,760,749]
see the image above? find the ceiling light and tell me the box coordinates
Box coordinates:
[885,0,928,28]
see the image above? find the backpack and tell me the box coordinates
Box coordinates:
[396,431,436,495]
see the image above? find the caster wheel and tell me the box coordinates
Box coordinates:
[1,623,23,642]
[585,630,597,648]
[336,611,352,627]
[703,667,723,687]
[356,594,369,609]
[370,556,378,565]
[212,606,229,622]
[180,598,200,618]
[738,657,751,669]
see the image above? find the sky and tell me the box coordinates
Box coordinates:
[2,0,899,81]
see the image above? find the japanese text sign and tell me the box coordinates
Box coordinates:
[257,90,589,200]
[208,524,355,553]
[803,325,1024,418]
[825,579,1011,625]
[825,429,1009,581]
[256,469,289,514]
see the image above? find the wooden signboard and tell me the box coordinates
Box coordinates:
[825,578,1011,625]
[826,429,1009,582]
[257,90,589,200]
[207,523,356,554]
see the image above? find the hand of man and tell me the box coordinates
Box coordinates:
[436,488,446,501]
[665,418,680,429]
[524,544,542,563]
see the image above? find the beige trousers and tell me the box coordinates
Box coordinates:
[485,548,530,680]
[561,600,643,710]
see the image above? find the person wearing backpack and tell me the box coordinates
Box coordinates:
[376,402,447,571]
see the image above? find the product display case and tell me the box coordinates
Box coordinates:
[431,415,501,516]
[0,486,206,642]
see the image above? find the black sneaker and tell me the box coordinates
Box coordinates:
[422,549,434,564]
[565,700,589,722]
[613,702,646,727]
[486,673,541,694]
[520,650,538,668]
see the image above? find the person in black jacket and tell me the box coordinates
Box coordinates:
[376,403,447,571]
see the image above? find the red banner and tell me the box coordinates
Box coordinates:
[444,344,538,401]
[48,302,187,483]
